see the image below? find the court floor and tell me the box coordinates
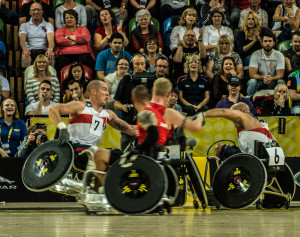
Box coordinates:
[1,202,300,237]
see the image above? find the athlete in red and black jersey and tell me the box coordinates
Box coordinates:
[132,85,168,154]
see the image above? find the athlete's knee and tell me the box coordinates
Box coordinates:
[94,148,111,164]
[214,143,224,158]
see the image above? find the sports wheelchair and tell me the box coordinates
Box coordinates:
[205,140,295,209]
[21,134,213,215]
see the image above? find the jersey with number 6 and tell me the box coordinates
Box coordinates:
[68,102,110,146]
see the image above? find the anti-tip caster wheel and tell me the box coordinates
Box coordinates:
[284,200,290,209]
[158,206,165,216]
[85,210,97,215]
[193,200,199,209]
[256,201,263,210]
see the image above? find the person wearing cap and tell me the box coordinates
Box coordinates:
[216,76,256,114]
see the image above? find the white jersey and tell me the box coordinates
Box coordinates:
[68,102,110,146]
[237,116,273,155]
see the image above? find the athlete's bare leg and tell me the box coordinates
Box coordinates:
[93,148,111,186]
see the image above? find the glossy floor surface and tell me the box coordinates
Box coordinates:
[1,202,300,237]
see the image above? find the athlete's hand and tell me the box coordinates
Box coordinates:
[58,128,70,146]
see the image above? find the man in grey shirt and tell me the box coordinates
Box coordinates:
[247,30,285,96]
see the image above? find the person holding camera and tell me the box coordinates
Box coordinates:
[15,123,48,158]
[114,53,147,151]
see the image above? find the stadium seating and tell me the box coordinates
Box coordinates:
[277,40,292,52]
[128,17,160,40]
[18,0,50,10]
[53,0,83,8]
[60,64,93,89]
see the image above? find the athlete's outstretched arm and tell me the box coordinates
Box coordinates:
[107,110,136,136]
[48,101,85,126]
[205,108,244,127]
[164,108,204,131]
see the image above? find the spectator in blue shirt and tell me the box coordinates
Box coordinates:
[95,33,131,80]
[0,98,27,157]
[178,54,210,116]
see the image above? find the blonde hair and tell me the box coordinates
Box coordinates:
[178,8,198,27]
[243,11,261,40]
[0,98,20,119]
[33,54,52,78]
[184,54,202,74]
[153,78,172,97]
[216,34,233,55]
[274,83,290,102]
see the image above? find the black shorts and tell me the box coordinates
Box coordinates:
[71,143,91,171]
[220,145,242,161]
[109,148,123,165]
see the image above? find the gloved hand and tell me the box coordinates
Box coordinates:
[58,128,70,146]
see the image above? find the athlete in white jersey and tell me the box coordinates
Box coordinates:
[204,102,276,161]
[48,80,136,184]
[68,102,110,147]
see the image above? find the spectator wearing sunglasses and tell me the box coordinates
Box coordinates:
[0,98,27,157]
[25,80,59,116]
[15,123,48,158]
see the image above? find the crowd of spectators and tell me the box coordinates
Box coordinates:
[0,0,300,157]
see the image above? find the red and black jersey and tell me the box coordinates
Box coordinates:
[137,106,168,146]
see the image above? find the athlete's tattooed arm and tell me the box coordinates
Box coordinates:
[107,110,136,136]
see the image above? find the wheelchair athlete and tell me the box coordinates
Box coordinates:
[48,80,136,179]
[204,102,277,161]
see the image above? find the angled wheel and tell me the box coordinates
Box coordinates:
[22,140,74,192]
[213,153,267,209]
[104,155,167,214]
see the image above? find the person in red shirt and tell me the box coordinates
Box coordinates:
[132,85,168,155]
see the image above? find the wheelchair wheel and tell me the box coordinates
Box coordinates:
[262,163,295,209]
[22,140,74,192]
[213,153,267,209]
[104,155,167,214]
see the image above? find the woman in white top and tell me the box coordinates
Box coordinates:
[203,8,234,55]
[105,56,130,102]
[170,8,200,51]
[55,0,87,28]
[272,0,300,31]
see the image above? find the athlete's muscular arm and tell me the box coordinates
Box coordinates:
[48,101,85,125]
[107,110,136,136]
[164,108,203,131]
[205,108,244,128]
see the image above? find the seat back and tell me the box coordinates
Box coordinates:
[277,40,292,52]
[0,41,6,68]
[0,19,4,42]
[60,64,93,88]
[129,17,160,40]
[253,90,274,102]
[163,16,180,49]
[90,18,97,46]
[19,0,50,10]
[53,0,83,8]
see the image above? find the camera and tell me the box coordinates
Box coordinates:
[126,104,134,112]
[34,131,48,144]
